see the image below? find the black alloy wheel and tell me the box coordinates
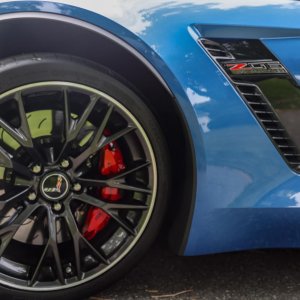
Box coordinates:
[0,54,169,300]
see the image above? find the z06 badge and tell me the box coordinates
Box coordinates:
[223,60,288,75]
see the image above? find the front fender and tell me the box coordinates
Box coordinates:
[2,1,300,256]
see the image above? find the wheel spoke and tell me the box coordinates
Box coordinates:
[81,237,110,265]
[74,193,137,236]
[108,181,152,194]
[75,178,106,187]
[0,93,45,165]
[104,200,148,211]
[64,204,109,270]
[99,126,135,150]
[14,176,35,187]
[15,92,33,148]
[25,214,44,244]
[63,89,70,142]
[72,124,134,172]
[77,177,152,194]
[0,118,29,148]
[0,146,12,169]
[111,161,151,180]
[73,193,107,210]
[0,187,30,210]
[0,93,33,148]
[108,211,136,236]
[0,144,33,179]
[29,238,49,286]
[54,89,72,162]
[71,104,114,171]
[68,95,99,143]
[63,206,83,279]
[30,210,65,286]
[0,203,40,256]
[12,161,33,179]
[57,93,102,162]
[48,211,65,284]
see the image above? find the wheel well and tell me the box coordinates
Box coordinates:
[0,14,196,254]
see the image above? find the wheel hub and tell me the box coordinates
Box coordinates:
[40,172,70,202]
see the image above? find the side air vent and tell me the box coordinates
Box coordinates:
[200,39,234,60]
[199,37,300,171]
[237,84,300,169]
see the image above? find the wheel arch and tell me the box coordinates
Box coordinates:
[0,12,196,254]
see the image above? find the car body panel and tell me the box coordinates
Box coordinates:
[1,0,300,255]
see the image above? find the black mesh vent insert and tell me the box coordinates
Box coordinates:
[237,84,300,169]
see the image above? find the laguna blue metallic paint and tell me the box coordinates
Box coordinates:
[1,0,300,255]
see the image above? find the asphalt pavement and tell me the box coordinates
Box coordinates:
[89,240,300,300]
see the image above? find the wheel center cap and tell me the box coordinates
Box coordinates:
[40,172,70,201]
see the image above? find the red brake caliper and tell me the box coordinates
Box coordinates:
[82,130,126,240]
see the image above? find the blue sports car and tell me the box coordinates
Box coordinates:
[0,0,299,299]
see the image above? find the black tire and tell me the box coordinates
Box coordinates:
[0,54,170,300]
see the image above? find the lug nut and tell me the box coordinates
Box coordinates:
[53,203,62,212]
[65,266,72,274]
[73,183,82,192]
[86,160,92,168]
[28,192,37,201]
[32,165,42,174]
[61,159,70,168]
